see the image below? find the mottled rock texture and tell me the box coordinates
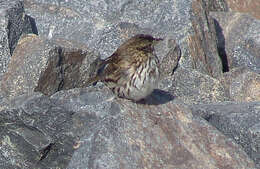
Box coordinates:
[24,0,223,78]
[218,67,260,102]
[225,0,260,19]
[0,90,256,169]
[190,102,260,168]
[1,34,99,99]
[0,0,259,168]
[211,12,260,73]
[0,93,75,169]
[0,0,35,78]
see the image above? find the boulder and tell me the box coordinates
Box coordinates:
[0,0,35,78]
[219,67,260,102]
[24,0,224,78]
[190,101,260,168]
[0,34,99,98]
[159,67,229,104]
[1,89,255,169]
[211,12,260,73]
[225,0,260,19]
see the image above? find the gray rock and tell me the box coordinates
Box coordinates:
[0,0,24,78]
[219,67,260,102]
[24,0,223,78]
[159,66,229,104]
[190,101,260,168]
[66,93,255,169]
[211,12,260,73]
[0,88,256,169]
[0,0,37,78]
[0,0,259,168]
[0,34,99,98]
[203,0,229,12]
[0,93,75,169]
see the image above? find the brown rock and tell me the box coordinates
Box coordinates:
[184,0,223,78]
[156,38,181,78]
[67,96,256,169]
[225,0,260,19]
[190,101,260,168]
[0,34,99,98]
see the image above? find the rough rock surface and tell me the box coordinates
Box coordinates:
[159,67,229,104]
[225,0,260,19]
[0,34,99,99]
[190,102,260,168]
[0,0,35,78]
[1,89,256,169]
[0,0,259,168]
[0,93,76,169]
[68,95,255,169]
[211,12,260,73]
[24,0,223,78]
[219,67,260,102]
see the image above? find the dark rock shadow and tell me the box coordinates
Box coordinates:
[23,14,38,35]
[213,18,229,72]
[138,89,174,105]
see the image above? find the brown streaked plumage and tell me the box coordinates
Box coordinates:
[86,34,162,101]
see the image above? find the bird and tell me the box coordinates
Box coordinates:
[86,34,163,101]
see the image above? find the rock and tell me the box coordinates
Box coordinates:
[0,34,99,98]
[0,0,35,78]
[66,92,255,169]
[156,39,181,78]
[0,92,76,169]
[190,101,260,168]
[0,88,256,168]
[24,0,223,78]
[219,67,260,102]
[187,0,223,77]
[202,0,229,12]
[0,0,259,168]
[225,0,260,19]
[218,67,247,99]
[211,12,260,73]
[159,67,229,104]
[229,70,260,102]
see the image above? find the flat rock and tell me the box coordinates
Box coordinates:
[190,101,260,168]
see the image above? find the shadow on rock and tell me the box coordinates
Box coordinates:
[140,89,174,105]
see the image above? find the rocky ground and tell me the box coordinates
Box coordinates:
[0,0,259,169]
